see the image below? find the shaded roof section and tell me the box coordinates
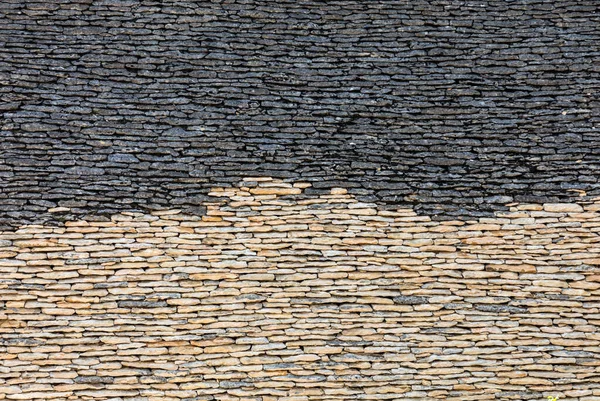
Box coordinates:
[1,0,599,228]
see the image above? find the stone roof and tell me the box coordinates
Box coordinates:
[2,178,600,400]
[1,0,599,228]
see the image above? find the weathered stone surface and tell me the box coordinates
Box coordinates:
[543,203,585,213]
[393,296,429,305]
[0,180,599,400]
[1,1,599,229]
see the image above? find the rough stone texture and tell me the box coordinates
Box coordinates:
[1,0,600,228]
[1,178,600,400]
